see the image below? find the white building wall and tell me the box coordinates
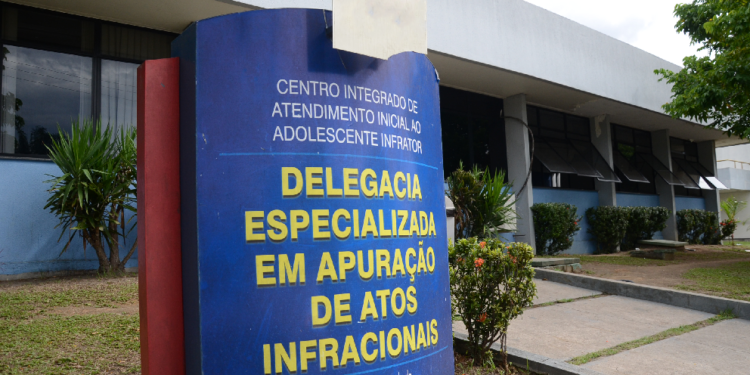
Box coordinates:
[235,0,680,114]
[426,0,680,114]
[717,144,750,170]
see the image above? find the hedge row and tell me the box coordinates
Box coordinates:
[531,203,581,255]
[585,206,670,254]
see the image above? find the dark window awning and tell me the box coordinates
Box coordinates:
[535,139,578,174]
[569,140,621,183]
[686,160,728,190]
[671,161,701,189]
[535,138,624,183]
[545,139,602,178]
[637,153,684,186]
[613,150,650,183]
[673,158,728,190]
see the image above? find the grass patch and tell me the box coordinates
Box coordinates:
[676,261,750,301]
[568,310,736,366]
[0,314,140,374]
[0,274,140,374]
[529,294,607,309]
[722,240,750,247]
[532,299,574,309]
[0,275,138,320]
[541,251,750,267]
[576,255,678,266]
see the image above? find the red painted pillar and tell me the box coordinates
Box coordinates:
[137,57,185,375]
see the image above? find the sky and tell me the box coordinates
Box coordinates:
[524,0,707,66]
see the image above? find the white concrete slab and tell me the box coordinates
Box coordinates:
[583,319,750,375]
[534,279,601,305]
[497,295,712,360]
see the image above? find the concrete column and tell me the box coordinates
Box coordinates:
[651,129,678,240]
[504,94,536,251]
[698,140,721,215]
[591,115,616,207]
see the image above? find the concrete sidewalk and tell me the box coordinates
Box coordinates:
[453,279,750,375]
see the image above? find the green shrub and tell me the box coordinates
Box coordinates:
[677,209,723,245]
[621,207,670,250]
[449,238,536,370]
[703,211,723,245]
[585,206,628,254]
[531,203,581,255]
[677,209,701,244]
[446,163,516,239]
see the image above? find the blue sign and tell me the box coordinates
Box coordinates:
[173,9,452,374]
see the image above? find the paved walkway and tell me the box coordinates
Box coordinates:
[453,279,750,374]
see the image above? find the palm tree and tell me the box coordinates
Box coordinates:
[720,196,746,246]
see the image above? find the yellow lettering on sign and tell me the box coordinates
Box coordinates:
[282,167,303,197]
[246,211,265,242]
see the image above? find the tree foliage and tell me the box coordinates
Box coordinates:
[655,1,750,138]
[45,121,137,273]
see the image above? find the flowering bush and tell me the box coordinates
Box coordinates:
[677,209,722,244]
[721,219,737,240]
[449,238,536,370]
[531,203,581,255]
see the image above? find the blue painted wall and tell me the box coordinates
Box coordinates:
[676,196,706,211]
[0,159,137,276]
[534,188,599,254]
[616,192,659,208]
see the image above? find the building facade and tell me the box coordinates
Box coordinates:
[0,0,742,278]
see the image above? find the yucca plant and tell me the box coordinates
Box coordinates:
[447,162,516,239]
[44,120,137,274]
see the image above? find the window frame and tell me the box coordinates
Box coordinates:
[611,124,659,195]
[0,1,177,160]
[528,105,599,191]
[439,86,507,179]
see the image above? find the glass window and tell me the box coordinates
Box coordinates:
[670,137,704,196]
[0,45,92,156]
[528,105,596,190]
[440,87,507,179]
[612,124,656,194]
[101,60,138,129]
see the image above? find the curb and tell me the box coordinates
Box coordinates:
[535,268,750,320]
[453,332,605,375]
